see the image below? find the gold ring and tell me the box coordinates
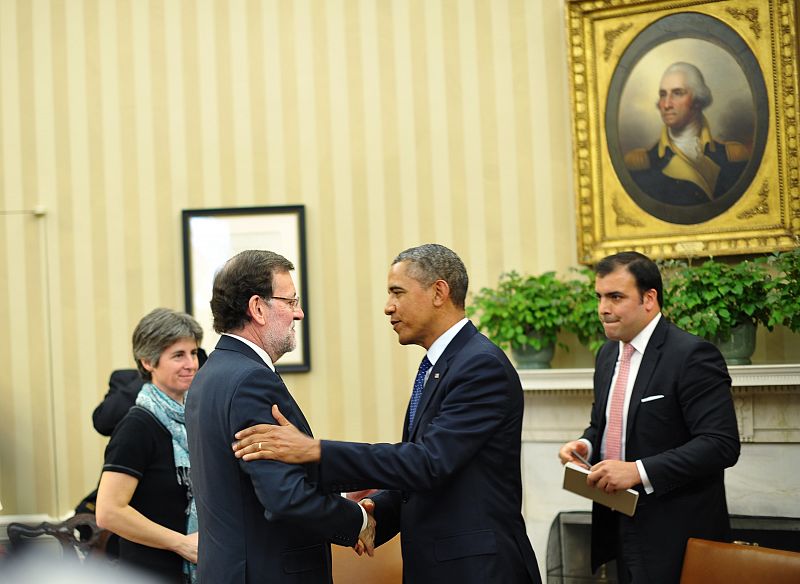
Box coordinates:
[258,442,263,451]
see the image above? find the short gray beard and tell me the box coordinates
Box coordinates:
[264,327,296,361]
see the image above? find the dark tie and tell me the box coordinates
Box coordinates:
[605,343,635,460]
[408,355,433,430]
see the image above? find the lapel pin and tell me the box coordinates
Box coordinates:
[434,373,440,379]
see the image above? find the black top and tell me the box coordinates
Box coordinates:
[103,406,188,583]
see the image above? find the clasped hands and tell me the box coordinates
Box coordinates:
[232,404,376,556]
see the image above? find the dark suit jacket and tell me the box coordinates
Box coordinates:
[582,318,740,584]
[185,335,363,584]
[317,322,541,584]
[92,369,144,436]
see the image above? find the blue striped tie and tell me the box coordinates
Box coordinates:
[408,355,433,430]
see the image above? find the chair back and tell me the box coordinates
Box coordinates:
[6,513,108,560]
[332,534,402,583]
[680,537,800,584]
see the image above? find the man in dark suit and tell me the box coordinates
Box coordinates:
[558,251,740,584]
[185,250,373,584]
[233,244,541,583]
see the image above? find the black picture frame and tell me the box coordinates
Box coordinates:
[181,205,310,372]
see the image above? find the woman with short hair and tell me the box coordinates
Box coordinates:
[96,308,202,583]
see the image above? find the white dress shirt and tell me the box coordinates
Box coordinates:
[581,313,662,494]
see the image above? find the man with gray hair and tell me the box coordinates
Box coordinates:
[625,61,749,205]
[233,244,541,583]
[185,250,374,583]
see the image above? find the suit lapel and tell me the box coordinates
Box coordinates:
[595,344,619,431]
[281,378,313,437]
[408,322,477,440]
[408,359,448,440]
[215,335,314,436]
[625,318,667,441]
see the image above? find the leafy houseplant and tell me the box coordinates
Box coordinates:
[663,258,771,340]
[662,257,773,364]
[564,267,607,355]
[467,271,573,368]
[764,248,800,333]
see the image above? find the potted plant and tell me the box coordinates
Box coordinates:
[467,270,572,368]
[564,267,607,355]
[764,247,800,333]
[662,257,773,365]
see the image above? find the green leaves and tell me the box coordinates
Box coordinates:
[466,271,573,351]
[764,248,800,332]
[466,248,800,358]
[564,267,606,354]
[662,248,800,342]
[467,268,607,354]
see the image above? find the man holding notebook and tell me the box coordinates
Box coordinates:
[558,251,740,584]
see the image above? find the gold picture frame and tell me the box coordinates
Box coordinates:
[567,0,799,262]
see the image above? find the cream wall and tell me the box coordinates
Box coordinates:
[0,0,576,516]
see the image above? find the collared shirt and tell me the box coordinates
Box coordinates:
[582,313,662,494]
[223,333,276,371]
[422,318,470,383]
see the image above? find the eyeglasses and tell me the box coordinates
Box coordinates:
[268,295,301,310]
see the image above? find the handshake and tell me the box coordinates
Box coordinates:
[351,494,377,557]
[232,405,379,558]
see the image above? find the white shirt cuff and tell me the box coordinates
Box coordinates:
[342,492,369,533]
[359,502,368,532]
[636,459,654,494]
[578,438,593,461]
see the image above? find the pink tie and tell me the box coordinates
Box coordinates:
[605,343,635,461]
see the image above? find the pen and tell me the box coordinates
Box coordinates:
[571,450,592,469]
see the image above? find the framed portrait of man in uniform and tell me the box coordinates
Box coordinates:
[567,0,799,262]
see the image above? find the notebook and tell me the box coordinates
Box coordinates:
[562,461,639,517]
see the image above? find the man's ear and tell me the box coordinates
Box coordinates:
[643,288,658,312]
[247,295,267,325]
[431,279,451,307]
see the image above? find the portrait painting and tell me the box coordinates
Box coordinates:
[605,12,768,225]
[567,0,799,262]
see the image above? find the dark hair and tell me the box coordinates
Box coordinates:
[596,251,663,308]
[132,308,203,381]
[393,244,469,309]
[210,250,294,333]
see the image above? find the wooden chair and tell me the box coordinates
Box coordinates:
[680,537,800,584]
[5,513,109,561]
[332,534,403,584]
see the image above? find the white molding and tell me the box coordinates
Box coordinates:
[519,363,800,391]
